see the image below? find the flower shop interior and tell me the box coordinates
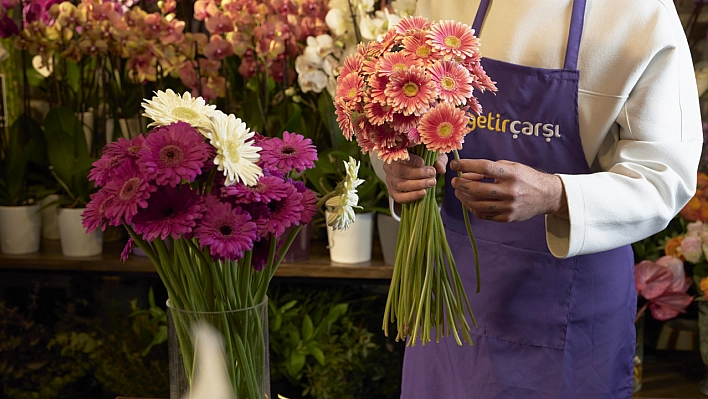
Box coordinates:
[2,0,708,398]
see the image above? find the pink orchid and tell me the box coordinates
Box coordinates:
[205,11,233,35]
[160,18,185,45]
[204,35,233,60]
[635,256,693,321]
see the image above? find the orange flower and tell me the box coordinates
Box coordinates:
[700,277,708,299]
[698,172,708,198]
[679,196,708,222]
[664,236,685,260]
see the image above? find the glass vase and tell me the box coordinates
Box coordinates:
[167,298,270,399]
[633,311,645,393]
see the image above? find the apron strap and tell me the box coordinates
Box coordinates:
[471,0,587,71]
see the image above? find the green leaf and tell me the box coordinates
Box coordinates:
[280,299,298,312]
[280,103,303,134]
[286,351,306,377]
[301,314,314,341]
[309,345,325,366]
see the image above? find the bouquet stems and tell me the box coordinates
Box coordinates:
[383,148,478,346]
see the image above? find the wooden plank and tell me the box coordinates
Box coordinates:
[0,239,393,280]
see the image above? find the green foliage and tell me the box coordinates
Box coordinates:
[42,107,97,208]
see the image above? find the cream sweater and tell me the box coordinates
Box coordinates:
[374,0,703,258]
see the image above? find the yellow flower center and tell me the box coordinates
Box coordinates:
[403,82,420,97]
[444,35,461,49]
[393,62,407,73]
[437,122,453,138]
[416,45,431,57]
[348,87,358,99]
[171,106,200,122]
[441,76,457,91]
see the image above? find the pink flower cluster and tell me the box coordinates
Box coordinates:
[83,123,318,267]
[193,0,330,82]
[635,256,693,321]
[333,17,497,163]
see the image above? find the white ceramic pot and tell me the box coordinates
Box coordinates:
[377,213,400,265]
[57,207,103,257]
[326,211,374,264]
[40,194,61,240]
[0,204,41,255]
[119,117,144,139]
[76,111,94,150]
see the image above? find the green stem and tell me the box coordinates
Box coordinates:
[453,149,481,293]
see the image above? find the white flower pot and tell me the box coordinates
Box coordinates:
[106,117,116,143]
[40,194,61,240]
[377,213,400,265]
[0,204,41,255]
[119,117,144,139]
[76,111,94,150]
[326,211,374,264]
[57,207,103,257]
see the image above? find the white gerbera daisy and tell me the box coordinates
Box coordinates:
[326,157,364,230]
[209,110,263,186]
[142,89,216,136]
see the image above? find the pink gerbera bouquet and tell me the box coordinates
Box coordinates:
[83,90,361,398]
[334,17,497,346]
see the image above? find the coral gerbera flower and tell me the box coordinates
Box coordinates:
[82,188,116,233]
[376,52,422,77]
[195,196,257,261]
[209,110,263,186]
[139,122,210,187]
[402,30,440,66]
[142,89,216,136]
[335,72,365,104]
[132,185,206,241]
[339,53,364,79]
[395,16,431,35]
[379,145,411,164]
[384,66,437,116]
[429,60,473,106]
[335,99,360,140]
[427,20,479,60]
[222,175,290,204]
[418,102,468,153]
[365,100,395,126]
[259,131,318,173]
[102,162,156,225]
[369,74,390,105]
[391,112,421,134]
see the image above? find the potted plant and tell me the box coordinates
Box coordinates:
[0,114,53,254]
[42,107,100,257]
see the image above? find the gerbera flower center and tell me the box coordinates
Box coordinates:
[280,145,296,156]
[171,106,200,121]
[162,207,175,217]
[128,145,142,156]
[416,46,430,57]
[440,76,457,91]
[347,87,358,99]
[444,35,461,49]
[159,145,186,166]
[99,195,115,213]
[119,178,141,200]
[225,141,242,164]
[219,223,234,236]
[403,82,420,97]
[437,122,454,138]
[393,63,407,73]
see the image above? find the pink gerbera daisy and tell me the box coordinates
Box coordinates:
[369,123,402,151]
[336,72,365,105]
[132,185,206,241]
[292,180,317,224]
[467,61,498,93]
[391,112,421,134]
[263,184,304,237]
[402,31,440,66]
[250,236,278,271]
[339,53,364,79]
[335,99,359,140]
[376,52,422,77]
[385,66,437,116]
[395,16,431,34]
[259,131,318,173]
[465,96,483,116]
[89,155,133,187]
[407,127,421,145]
[102,135,146,159]
[102,162,156,225]
[418,102,468,153]
[222,175,290,204]
[194,196,257,261]
[365,100,395,126]
[354,120,377,154]
[369,74,390,105]
[379,145,411,164]
[138,121,210,187]
[376,29,402,53]
[429,60,473,106]
[427,20,479,60]
[120,238,134,263]
[82,188,116,233]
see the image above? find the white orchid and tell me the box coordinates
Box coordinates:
[326,157,364,231]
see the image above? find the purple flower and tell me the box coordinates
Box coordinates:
[104,135,146,158]
[82,188,116,233]
[103,162,156,225]
[139,122,209,187]
[259,131,318,173]
[240,202,271,239]
[22,0,60,26]
[121,238,134,262]
[195,196,257,260]
[263,184,304,237]
[251,236,279,271]
[0,13,18,39]
[221,175,290,204]
[292,180,317,224]
[132,185,206,241]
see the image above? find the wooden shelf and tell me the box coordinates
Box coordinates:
[0,239,393,280]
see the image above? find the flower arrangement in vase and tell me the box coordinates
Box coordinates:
[83,89,361,399]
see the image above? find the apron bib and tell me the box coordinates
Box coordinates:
[400,1,636,397]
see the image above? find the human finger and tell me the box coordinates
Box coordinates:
[434,153,448,174]
[450,159,516,181]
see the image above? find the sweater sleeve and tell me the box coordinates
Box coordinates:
[546,4,703,258]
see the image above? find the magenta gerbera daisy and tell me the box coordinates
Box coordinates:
[194,196,257,261]
[102,135,146,159]
[250,236,278,271]
[336,72,365,105]
[120,238,134,263]
[384,66,437,116]
[221,175,290,204]
[82,188,116,233]
[395,16,432,34]
[259,132,318,173]
[418,102,468,153]
[138,121,210,187]
[102,162,156,225]
[291,180,317,224]
[427,20,479,60]
[263,184,304,237]
[376,52,422,77]
[132,185,206,241]
[429,60,473,106]
[89,154,134,187]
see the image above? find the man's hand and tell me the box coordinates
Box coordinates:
[450,159,568,222]
[383,153,448,204]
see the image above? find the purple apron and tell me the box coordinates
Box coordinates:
[400,1,636,397]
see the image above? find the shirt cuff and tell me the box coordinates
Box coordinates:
[546,174,584,259]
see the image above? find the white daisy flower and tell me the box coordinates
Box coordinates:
[142,89,216,136]
[209,110,263,186]
[326,157,364,230]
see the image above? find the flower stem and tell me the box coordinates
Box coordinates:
[453,149,481,293]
